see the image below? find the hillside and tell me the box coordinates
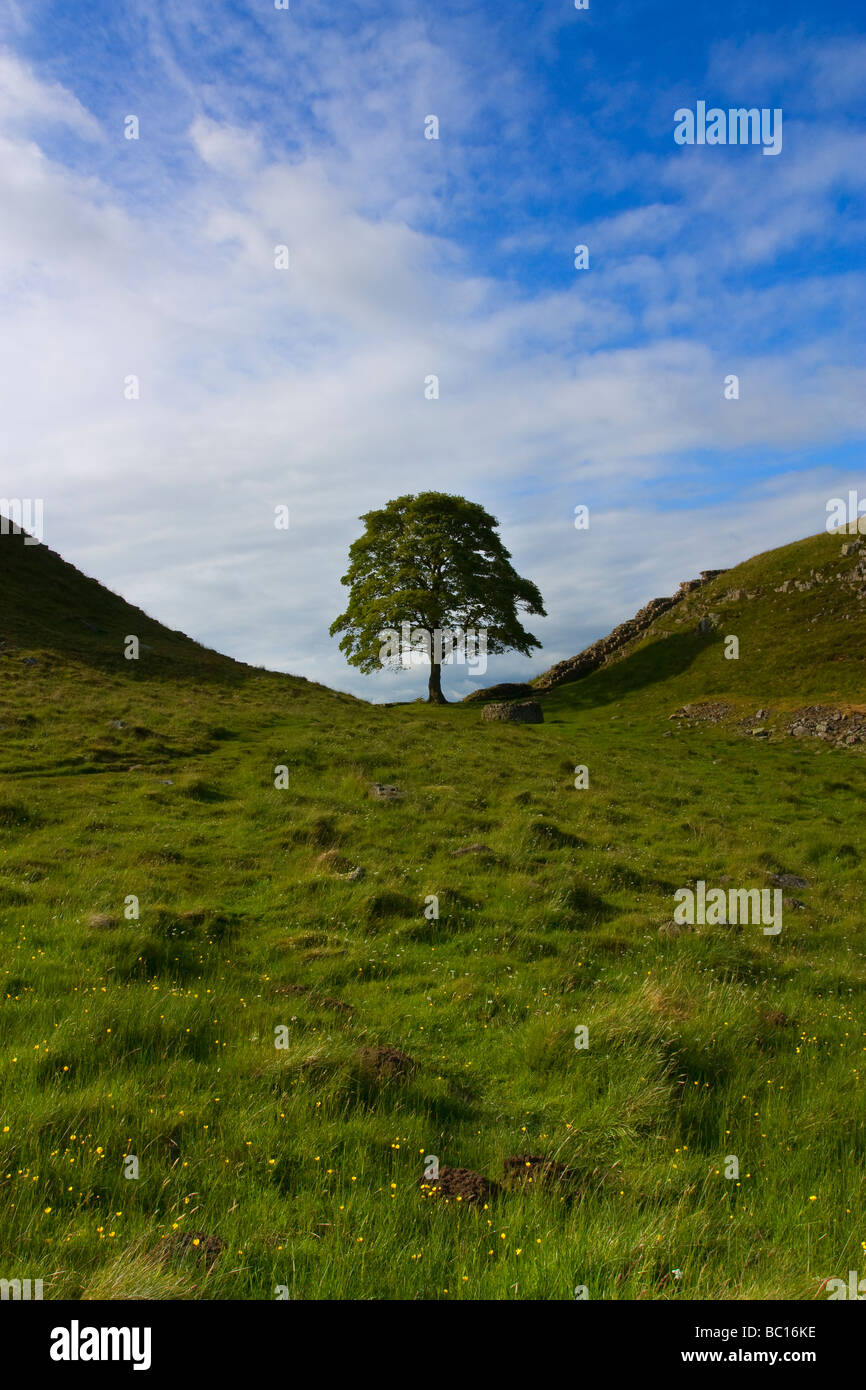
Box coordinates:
[0,527,358,782]
[0,524,863,1301]
[534,529,866,714]
[0,526,351,697]
[0,526,235,677]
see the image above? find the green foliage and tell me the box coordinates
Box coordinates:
[330,493,545,695]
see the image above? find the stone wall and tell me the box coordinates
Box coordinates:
[533,570,728,691]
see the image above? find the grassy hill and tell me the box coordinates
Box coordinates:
[0,525,863,1300]
[535,529,866,713]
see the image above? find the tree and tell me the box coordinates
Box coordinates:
[330,492,546,703]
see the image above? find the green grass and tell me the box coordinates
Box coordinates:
[0,527,864,1299]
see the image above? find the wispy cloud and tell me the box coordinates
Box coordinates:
[1,11,864,698]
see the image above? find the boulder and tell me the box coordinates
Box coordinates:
[482,699,544,724]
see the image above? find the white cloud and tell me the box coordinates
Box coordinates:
[0,49,101,140]
[190,116,263,175]
[0,32,864,701]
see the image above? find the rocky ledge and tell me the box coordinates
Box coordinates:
[534,569,728,691]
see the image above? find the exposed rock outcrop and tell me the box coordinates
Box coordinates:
[788,706,866,746]
[534,569,727,691]
[481,699,544,723]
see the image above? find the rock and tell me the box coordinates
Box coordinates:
[482,699,543,724]
[108,720,125,730]
[677,701,732,724]
[343,866,365,881]
[752,728,769,738]
[370,783,403,799]
[786,706,866,747]
[659,921,692,937]
[535,568,728,690]
[770,873,809,889]
[841,541,861,556]
[698,613,720,634]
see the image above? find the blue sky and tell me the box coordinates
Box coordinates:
[2,0,865,697]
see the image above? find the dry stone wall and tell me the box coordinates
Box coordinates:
[534,569,728,691]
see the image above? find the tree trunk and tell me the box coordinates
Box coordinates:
[427,658,448,704]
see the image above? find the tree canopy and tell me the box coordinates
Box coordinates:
[330,492,546,702]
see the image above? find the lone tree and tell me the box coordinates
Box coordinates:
[330,492,546,703]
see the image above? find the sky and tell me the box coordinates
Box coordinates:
[1,0,864,699]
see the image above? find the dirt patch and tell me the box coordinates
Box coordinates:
[356,1044,416,1081]
[315,849,355,875]
[87,912,118,929]
[420,1165,498,1205]
[760,1008,796,1029]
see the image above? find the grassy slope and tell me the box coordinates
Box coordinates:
[0,528,863,1300]
[537,530,866,711]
